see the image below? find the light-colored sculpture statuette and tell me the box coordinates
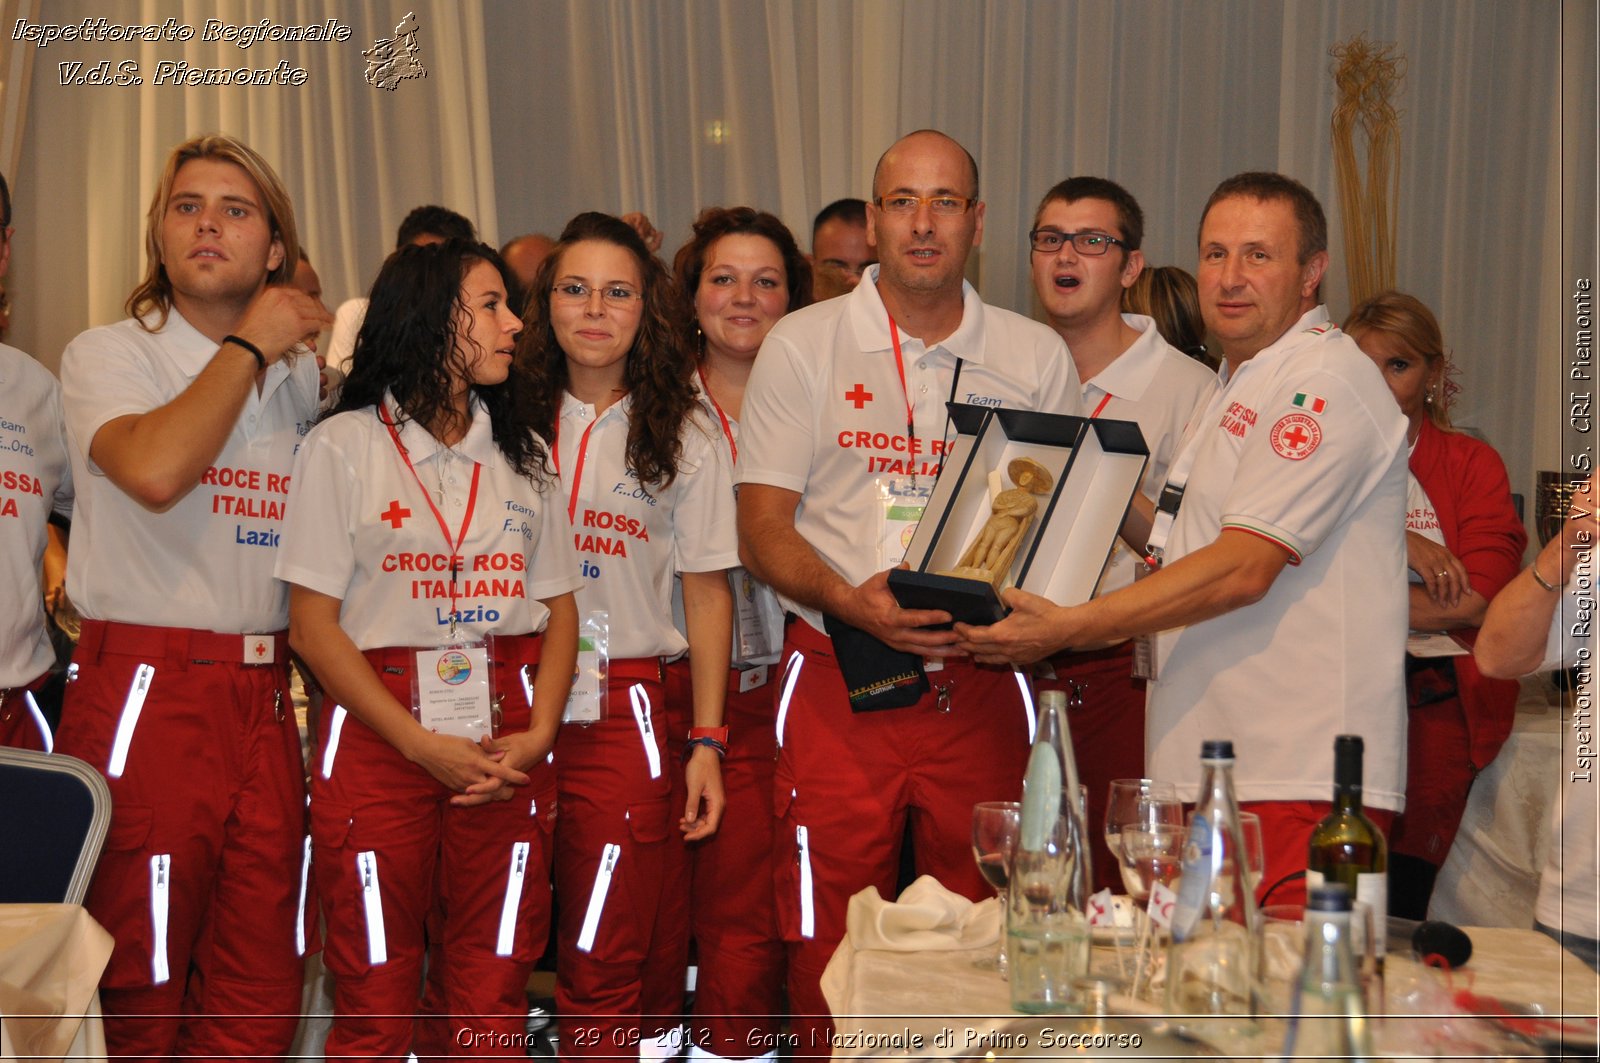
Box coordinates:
[943,457,1054,587]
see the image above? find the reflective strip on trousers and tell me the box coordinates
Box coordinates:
[359,850,388,965]
[23,690,52,754]
[576,842,620,953]
[295,834,312,956]
[149,853,171,984]
[495,841,530,957]
[774,650,803,748]
[321,705,348,779]
[629,684,661,779]
[108,664,155,778]
[796,824,814,939]
[1015,670,1036,744]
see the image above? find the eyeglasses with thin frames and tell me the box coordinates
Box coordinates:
[1029,229,1127,256]
[551,282,642,308]
[874,194,975,216]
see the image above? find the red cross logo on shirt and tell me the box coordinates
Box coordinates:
[381,500,412,528]
[844,383,873,409]
[1269,413,1322,461]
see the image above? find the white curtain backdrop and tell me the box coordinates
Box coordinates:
[3,0,1595,515]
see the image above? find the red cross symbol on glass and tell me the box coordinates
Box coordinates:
[1281,424,1310,450]
[844,384,873,409]
[381,500,412,528]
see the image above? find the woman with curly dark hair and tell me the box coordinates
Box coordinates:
[277,239,581,1057]
[518,211,736,1059]
[663,206,811,1061]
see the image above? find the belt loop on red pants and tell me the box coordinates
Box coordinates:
[76,618,289,669]
[607,656,668,685]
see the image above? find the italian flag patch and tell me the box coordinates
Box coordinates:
[1292,392,1327,414]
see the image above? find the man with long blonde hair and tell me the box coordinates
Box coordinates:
[56,133,330,1057]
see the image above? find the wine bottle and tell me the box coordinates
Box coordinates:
[1306,734,1388,969]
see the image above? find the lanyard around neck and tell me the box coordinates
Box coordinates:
[886,314,963,485]
[378,404,482,635]
[552,409,600,524]
[696,364,737,465]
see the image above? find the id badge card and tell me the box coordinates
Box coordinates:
[730,567,776,665]
[1131,562,1157,681]
[876,476,931,570]
[564,611,610,725]
[411,641,492,740]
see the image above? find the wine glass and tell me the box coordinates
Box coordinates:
[1116,798,1187,904]
[972,801,1022,973]
[1105,779,1179,870]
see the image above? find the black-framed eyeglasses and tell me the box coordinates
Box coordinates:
[1029,229,1126,256]
[874,194,975,216]
[551,282,642,307]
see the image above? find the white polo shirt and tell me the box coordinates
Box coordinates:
[669,381,785,667]
[1146,307,1410,810]
[556,393,738,660]
[1084,315,1219,595]
[275,397,580,649]
[0,344,74,686]
[61,311,319,633]
[738,267,1082,631]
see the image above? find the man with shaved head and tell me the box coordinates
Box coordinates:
[737,129,1079,1047]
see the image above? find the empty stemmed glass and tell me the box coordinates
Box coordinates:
[972,801,1022,974]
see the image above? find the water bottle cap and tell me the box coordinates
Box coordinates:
[1307,883,1353,911]
[1200,739,1234,760]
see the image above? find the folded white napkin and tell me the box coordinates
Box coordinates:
[844,874,1000,951]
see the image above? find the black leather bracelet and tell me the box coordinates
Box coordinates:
[223,334,266,370]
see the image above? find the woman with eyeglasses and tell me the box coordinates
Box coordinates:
[1343,290,1526,919]
[278,239,581,1057]
[518,212,736,1060]
[660,206,812,1062]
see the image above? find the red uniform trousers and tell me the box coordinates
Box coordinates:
[53,620,310,1061]
[312,637,557,1061]
[1038,643,1147,893]
[0,671,52,751]
[665,657,785,1059]
[555,662,679,1062]
[1243,799,1397,908]
[1389,693,1474,867]
[775,620,1033,1055]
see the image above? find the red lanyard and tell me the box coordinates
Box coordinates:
[696,365,737,465]
[552,412,599,524]
[379,404,482,633]
[886,315,920,481]
[1089,392,1113,419]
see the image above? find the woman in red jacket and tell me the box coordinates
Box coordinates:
[1344,291,1527,919]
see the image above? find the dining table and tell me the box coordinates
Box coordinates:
[820,888,1599,1060]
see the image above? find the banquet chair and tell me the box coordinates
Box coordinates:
[0,747,110,904]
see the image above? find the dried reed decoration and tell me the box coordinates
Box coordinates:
[1330,35,1405,308]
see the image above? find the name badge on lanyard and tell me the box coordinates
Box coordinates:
[731,567,777,665]
[380,405,494,739]
[412,644,493,739]
[564,610,610,725]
